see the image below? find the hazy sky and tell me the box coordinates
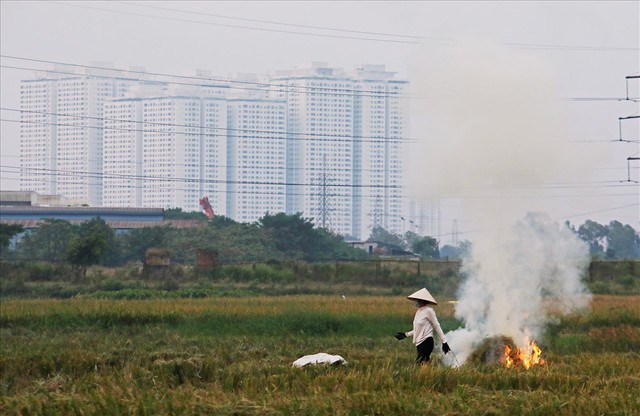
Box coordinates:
[1,1,638,238]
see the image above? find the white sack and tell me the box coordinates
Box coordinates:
[292,353,347,367]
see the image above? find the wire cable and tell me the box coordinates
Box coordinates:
[1,58,409,98]
[5,165,401,189]
[3,56,637,102]
[4,164,637,194]
[1,107,415,143]
[50,1,640,51]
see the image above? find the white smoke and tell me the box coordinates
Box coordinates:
[406,39,594,365]
[445,212,591,365]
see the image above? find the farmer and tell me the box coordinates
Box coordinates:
[394,288,451,365]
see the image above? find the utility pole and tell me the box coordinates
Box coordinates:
[618,114,639,142]
[618,75,640,183]
[626,157,639,183]
[625,75,639,101]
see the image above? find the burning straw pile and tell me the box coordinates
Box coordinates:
[442,212,591,368]
[466,335,544,369]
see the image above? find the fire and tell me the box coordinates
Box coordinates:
[504,340,545,369]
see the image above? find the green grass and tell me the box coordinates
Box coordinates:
[1,295,639,415]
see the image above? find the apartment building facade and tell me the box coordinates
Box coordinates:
[19,63,410,239]
[19,67,139,206]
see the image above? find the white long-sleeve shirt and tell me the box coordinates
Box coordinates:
[405,306,447,346]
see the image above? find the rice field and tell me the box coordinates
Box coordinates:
[1,295,639,415]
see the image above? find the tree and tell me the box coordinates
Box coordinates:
[577,220,608,258]
[440,240,472,259]
[576,220,639,259]
[410,235,440,259]
[66,218,115,278]
[210,215,237,228]
[0,224,24,251]
[606,221,640,259]
[119,225,174,264]
[16,219,78,262]
[165,207,208,220]
[369,226,404,248]
[258,212,316,258]
[256,212,366,261]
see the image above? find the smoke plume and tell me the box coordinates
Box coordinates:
[407,39,593,365]
[445,212,591,365]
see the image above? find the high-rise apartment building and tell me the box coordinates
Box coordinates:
[200,96,229,217]
[19,62,410,239]
[103,98,142,207]
[351,65,407,240]
[19,78,57,195]
[271,63,407,238]
[271,63,356,237]
[19,66,140,206]
[55,76,116,206]
[227,98,287,222]
[103,87,231,215]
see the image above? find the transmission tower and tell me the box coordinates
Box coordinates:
[426,197,441,238]
[372,195,383,230]
[451,219,459,247]
[316,155,333,230]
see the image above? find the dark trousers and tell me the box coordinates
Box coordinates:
[416,337,435,365]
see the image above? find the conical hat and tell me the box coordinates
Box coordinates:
[407,288,437,305]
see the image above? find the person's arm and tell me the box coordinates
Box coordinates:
[394,330,413,340]
[426,309,447,343]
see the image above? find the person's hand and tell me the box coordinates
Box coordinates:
[394,332,407,340]
[442,342,451,354]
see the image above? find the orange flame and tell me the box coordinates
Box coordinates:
[504,340,545,369]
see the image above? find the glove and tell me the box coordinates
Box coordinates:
[442,342,451,354]
[394,332,407,340]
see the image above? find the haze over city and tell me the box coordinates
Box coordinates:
[1,1,638,241]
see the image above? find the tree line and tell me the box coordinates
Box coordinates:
[0,213,371,276]
[1,212,638,278]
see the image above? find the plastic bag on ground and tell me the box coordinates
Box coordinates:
[292,353,347,367]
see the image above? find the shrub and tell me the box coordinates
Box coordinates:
[25,263,57,282]
[0,276,28,296]
[97,278,125,292]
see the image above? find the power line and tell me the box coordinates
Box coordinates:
[51,1,423,45]
[8,108,633,144]
[559,203,640,221]
[3,169,401,200]
[5,120,635,189]
[1,107,415,143]
[4,164,636,195]
[5,173,635,214]
[115,1,426,41]
[431,202,640,239]
[570,97,640,102]
[3,54,411,96]
[0,64,405,100]
[5,148,637,180]
[50,1,640,51]
[6,109,636,191]
[4,165,400,189]
[0,56,411,98]
[0,152,397,176]
[3,56,637,102]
